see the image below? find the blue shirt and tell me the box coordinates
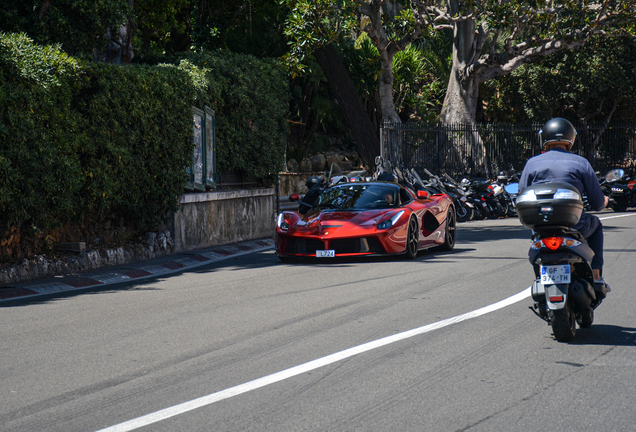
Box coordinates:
[519,148,605,211]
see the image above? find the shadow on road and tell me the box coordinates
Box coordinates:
[457,223,532,243]
[570,324,636,347]
[456,223,622,244]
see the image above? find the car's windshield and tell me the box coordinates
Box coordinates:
[316,184,398,210]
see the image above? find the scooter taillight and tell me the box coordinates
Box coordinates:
[542,237,563,250]
[531,237,581,250]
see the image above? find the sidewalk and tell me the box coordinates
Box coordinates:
[0,238,275,303]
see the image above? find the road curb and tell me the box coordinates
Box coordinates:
[0,238,275,303]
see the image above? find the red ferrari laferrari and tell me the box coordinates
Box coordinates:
[275,181,456,260]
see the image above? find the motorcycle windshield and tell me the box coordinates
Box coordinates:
[605,169,625,182]
[504,183,519,194]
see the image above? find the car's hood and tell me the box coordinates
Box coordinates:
[289,209,394,235]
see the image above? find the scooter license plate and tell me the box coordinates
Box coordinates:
[540,264,571,284]
[316,250,335,258]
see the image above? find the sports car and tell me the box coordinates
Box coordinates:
[275,181,456,260]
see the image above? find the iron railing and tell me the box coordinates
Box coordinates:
[380,121,636,178]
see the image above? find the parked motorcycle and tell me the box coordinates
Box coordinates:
[461,177,504,219]
[603,168,636,212]
[496,171,519,217]
[417,168,475,222]
[442,173,475,221]
[517,182,603,341]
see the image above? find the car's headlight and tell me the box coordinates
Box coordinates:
[377,210,404,229]
[277,213,290,230]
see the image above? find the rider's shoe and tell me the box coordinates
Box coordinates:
[594,277,611,301]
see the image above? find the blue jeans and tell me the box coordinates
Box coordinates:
[574,213,604,275]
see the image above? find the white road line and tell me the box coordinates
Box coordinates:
[96,287,531,432]
[96,212,635,432]
[598,213,635,221]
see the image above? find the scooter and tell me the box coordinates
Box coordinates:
[517,182,603,342]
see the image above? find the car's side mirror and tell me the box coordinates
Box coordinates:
[417,190,430,199]
[289,193,300,202]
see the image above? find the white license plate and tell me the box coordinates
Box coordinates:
[316,250,335,258]
[540,264,571,284]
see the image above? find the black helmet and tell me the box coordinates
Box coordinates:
[306,176,322,190]
[539,118,577,149]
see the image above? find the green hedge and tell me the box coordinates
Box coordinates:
[0,33,86,232]
[180,51,289,183]
[76,62,196,229]
[0,32,195,237]
[0,33,289,254]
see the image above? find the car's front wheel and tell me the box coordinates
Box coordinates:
[404,216,419,259]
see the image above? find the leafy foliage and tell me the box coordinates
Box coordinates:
[0,32,290,262]
[484,36,636,124]
[0,0,128,60]
[0,32,84,232]
[193,0,289,58]
[181,51,289,183]
[0,32,195,238]
[133,0,192,61]
[281,0,358,77]
[77,62,196,229]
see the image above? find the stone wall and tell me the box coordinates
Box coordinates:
[279,172,320,197]
[0,189,276,285]
[171,188,275,252]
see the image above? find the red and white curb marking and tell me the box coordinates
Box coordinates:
[0,239,274,301]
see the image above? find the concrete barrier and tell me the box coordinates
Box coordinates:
[172,188,276,252]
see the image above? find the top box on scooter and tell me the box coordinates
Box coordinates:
[516,182,583,229]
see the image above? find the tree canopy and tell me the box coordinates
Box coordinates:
[0,0,128,59]
[485,35,636,125]
[282,0,636,125]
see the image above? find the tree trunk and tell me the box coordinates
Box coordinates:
[377,45,401,124]
[439,18,489,175]
[314,43,381,167]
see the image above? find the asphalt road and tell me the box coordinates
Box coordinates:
[2,211,636,432]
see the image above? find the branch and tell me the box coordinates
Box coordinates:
[468,37,586,83]
[425,6,475,23]
[582,99,606,123]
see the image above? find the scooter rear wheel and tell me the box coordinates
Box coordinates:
[550,305,576,342]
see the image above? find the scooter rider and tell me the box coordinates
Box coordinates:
[519,117,611,299]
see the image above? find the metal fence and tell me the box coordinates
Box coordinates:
[380,121,636,178]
